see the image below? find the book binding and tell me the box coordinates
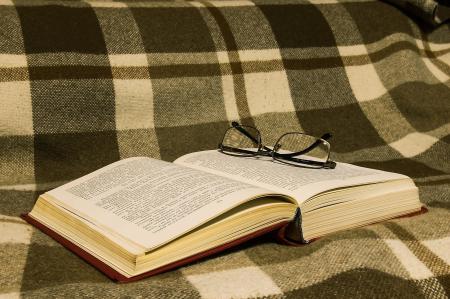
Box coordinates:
[20,206,427,282]
[285,207,309,243]
[21,213,290,283]
[275,206,429,246]
[276,207,309,246]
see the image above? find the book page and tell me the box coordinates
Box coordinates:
[46,157,277,251]
[175,150,409,204]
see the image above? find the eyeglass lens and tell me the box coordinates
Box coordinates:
[221,126,261,156]
[273,133,330,168]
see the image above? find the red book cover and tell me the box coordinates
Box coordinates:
[21,206,426,282]
[21,213,289,283]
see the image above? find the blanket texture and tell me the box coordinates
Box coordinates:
[0,0,449,298]
[383,0,450,25]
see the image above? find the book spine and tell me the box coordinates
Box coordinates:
[276,207,309,245]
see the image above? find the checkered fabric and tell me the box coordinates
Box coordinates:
[384,0,450,25]
[0,0,449,298]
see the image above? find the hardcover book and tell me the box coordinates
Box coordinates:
[23,150,424,282]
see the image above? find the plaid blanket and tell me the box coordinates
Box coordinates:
[1,0,449,298]
[384,0,450,25]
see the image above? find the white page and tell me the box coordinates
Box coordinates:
[174,150,409,204]
[46,157,275,250]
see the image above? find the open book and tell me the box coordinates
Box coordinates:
[23,150,424,282]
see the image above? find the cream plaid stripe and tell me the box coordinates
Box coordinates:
[0,0,449,298]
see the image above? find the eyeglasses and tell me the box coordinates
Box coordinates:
[218,122,336,169]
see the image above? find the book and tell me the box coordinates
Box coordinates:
[23,150,424,282]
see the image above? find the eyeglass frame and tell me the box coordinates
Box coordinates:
[218,122,337,169]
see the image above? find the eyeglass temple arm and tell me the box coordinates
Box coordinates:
[284,156,337,169]
[274,133,332,158]
[219,145,259,155]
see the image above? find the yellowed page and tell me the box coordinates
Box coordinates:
[46,157,278,250]
[174,150,411,205]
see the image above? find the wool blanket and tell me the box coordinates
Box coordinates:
[0,0,449,298]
